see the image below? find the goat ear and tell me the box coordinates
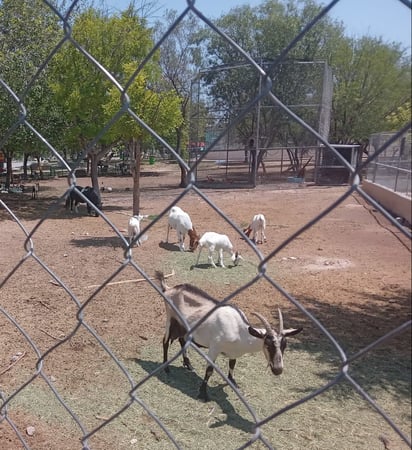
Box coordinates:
[283,327,303,337]
[248,326,265,339]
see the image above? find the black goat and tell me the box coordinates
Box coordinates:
[66,186,102,216]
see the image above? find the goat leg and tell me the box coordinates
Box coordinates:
[195,247,203,266]
[207,247,219,268]
[198,365,213,401]
[183,358,194,371]
[218,249,226,268]
[178,337,194,371]
[207,254,217,268]
[178,231,185,251]
[163,338,171,374]
[227,359,238,388]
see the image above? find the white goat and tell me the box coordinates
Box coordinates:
[156,271,303,401]
[128,215,147,247]
[166,206,199,252]
[195,231,241,268]
[31,182,39,200]
[243,213,267,244]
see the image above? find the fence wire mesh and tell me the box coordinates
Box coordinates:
[0,1,411,449]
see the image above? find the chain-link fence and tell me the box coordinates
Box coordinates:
[367,131,412,197]
[1,1,411,449]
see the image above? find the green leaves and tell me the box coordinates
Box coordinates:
[0,0,62,158]
[385,101,411,131]
[329,36,411,142]
[104,65,183,143]
[199,0,411,145]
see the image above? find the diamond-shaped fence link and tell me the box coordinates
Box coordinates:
[0,1,411,449]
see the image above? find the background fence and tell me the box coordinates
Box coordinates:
[189,60,333,188]
[189,143,362,187]
[367,131,412,198]
[0,1,411,449]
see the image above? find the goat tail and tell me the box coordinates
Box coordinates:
[155,270,170,292]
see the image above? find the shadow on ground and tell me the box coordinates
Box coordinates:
[133,357,257,434]
[282,287,411,399]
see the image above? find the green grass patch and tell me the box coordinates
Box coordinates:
[9,339,410,449]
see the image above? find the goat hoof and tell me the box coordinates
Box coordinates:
[197,392,209,402]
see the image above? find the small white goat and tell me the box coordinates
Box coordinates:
[128,214,147,247]
[156,271,303,401]
[166,206,199,252]
[195,231,242,268]
[243,213,267,244]
[31,182,39,200]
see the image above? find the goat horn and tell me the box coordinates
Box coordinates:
[278,308,284,334]
[251,312,274,336]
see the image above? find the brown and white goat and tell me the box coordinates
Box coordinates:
[156,271,303,401]
[243,213,267,244]
[166,206,200,252]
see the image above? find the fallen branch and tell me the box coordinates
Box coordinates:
[95,415,110,421]
[85,278,147,289]
[84,270,174,289]
[39,300,51,310]
[0,351,26,377]
[39,328,65,341]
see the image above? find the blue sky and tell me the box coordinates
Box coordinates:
[106,0,411,52]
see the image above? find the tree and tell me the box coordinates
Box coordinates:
[201,0,339,149]
[154,10,203,187]
[385,101,411,131]
[49,5,154,193]
[104,65,183,214]
[0,0,62,187]
[328,36,411,143]
[197,0,411,150]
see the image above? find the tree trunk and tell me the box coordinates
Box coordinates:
[88,143,110,200]
[36,155,43,180]
[23,153,29,180]
[179,163,188,187]
[286,149,299,175]
[130,138,142,215]
[89,152,100,199]
[175,127,188,188]
[5,154,12,189]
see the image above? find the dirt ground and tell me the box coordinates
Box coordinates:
[0,162,411,449]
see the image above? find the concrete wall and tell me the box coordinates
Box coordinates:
[362,179,411,223]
